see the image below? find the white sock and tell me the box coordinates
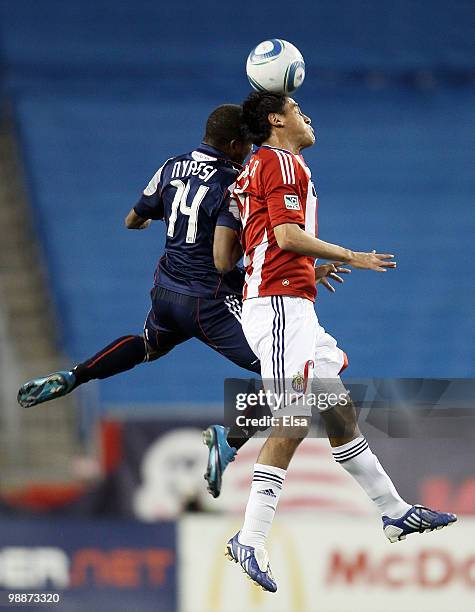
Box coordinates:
[239,463,287,549]
[332,437,412,518]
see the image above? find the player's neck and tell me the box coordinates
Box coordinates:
[263,135,300,155]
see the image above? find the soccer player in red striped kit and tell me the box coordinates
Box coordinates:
[224,92,456,592]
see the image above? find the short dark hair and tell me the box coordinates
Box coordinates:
[241,91,287,146]
[204,104,246,149]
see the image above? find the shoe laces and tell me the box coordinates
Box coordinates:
[253,548,270,573]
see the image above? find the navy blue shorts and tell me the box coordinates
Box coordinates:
[144,287,260,374]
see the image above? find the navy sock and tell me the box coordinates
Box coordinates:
[226,434,248,452]
[226,397,271,451]
[72,335,146,386]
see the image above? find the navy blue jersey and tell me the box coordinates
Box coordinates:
[134,143,244,298]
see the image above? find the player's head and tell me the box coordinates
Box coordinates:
[241,91,315,151]
[203,104,252,164]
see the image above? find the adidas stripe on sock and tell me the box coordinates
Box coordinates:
[332,437,369,463]
[332,437,412,519]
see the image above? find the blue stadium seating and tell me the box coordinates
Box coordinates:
[0,1,473,406]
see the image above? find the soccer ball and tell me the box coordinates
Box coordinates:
[246,39,305,94]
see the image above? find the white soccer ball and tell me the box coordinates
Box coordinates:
[246,39,305,94]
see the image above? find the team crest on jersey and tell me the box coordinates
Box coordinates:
[284,194,300,210]
[292,372,306,393]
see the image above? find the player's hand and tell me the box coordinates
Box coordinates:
[136,219,152,230]
[348,250,396,272]
[315,262,351,293]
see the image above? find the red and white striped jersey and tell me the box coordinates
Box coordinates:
[232,145,318,301]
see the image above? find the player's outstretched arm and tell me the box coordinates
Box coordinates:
[213,226,243,274]
[274,223,396,272]
[124,208,152,230]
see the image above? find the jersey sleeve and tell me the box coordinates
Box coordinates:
[262,151,304,228]
[133,164,166,220]
[216,185,241,232]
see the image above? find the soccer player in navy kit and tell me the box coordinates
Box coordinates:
[17,105,253,461]
[17,103,346,497]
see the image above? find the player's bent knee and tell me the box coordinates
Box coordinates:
[142,336,162,362]
[321,396,359,441]
[271,415,310,441]
[325,396,356,419]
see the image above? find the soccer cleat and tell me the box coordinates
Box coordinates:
[17,371,76,408]
[383,504,457,543]
[202,425,236,498]
[225,532,277,593]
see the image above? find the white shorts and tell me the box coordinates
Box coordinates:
[241,296,348,417]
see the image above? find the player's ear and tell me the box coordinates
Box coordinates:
[268,112,285,128]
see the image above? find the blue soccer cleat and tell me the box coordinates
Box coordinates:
[225,532,277,592]
[202,425,236,498]
[17,371,76,408]
[383,504,457,543]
